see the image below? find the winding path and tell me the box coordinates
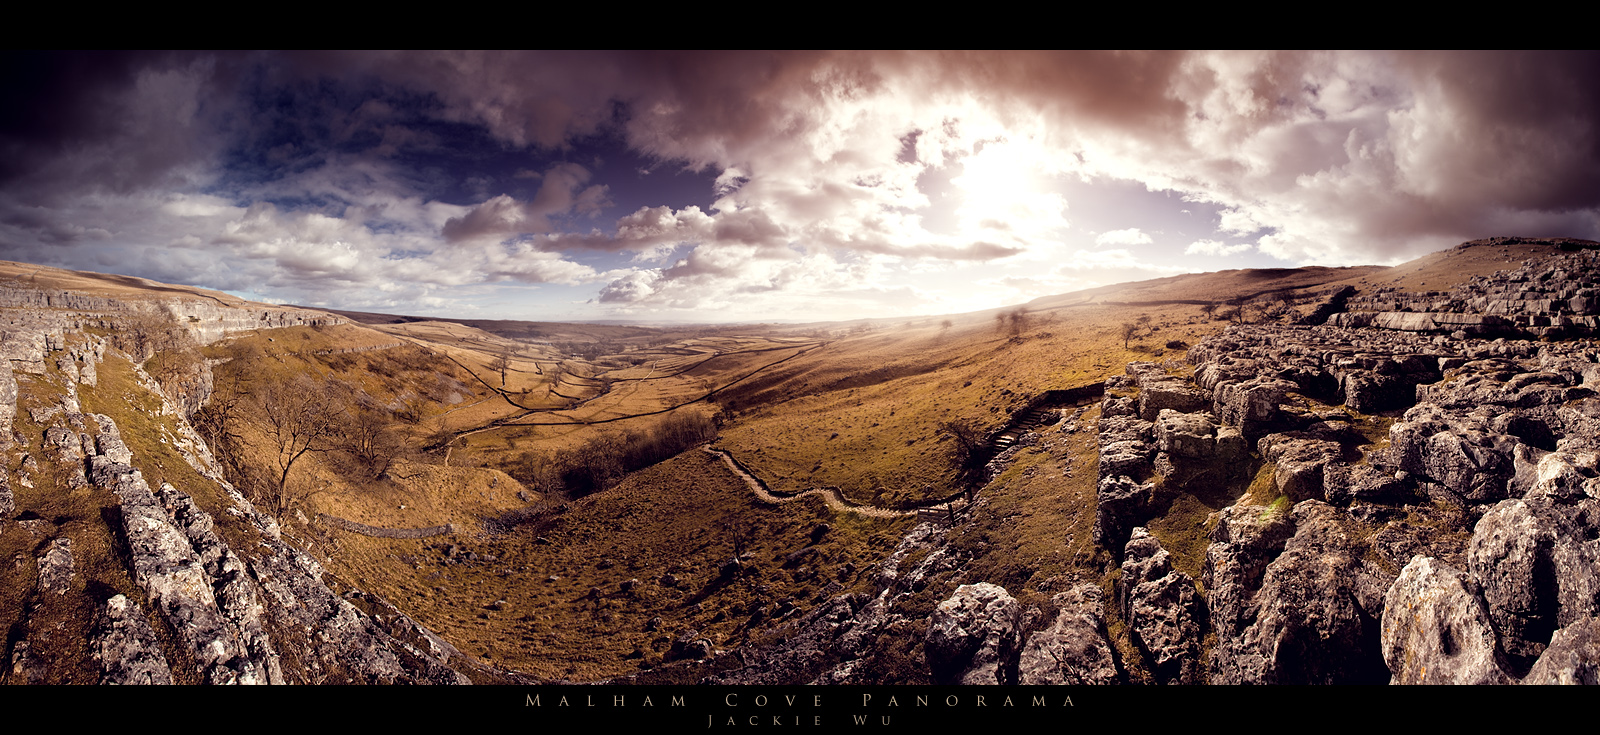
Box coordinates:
[701,446,960,520]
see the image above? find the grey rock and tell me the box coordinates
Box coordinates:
[1522,615,1600,684]
[1221,502,1390,684]
[1137,378,1209,423]
[1214,377,1301,441]
[1323,462,1414,505]
[1381,556,1511,685]
[1204,503,1295,681]
[1120,528,1203,684]
[1469,484,1600,675]
[92,413,134,464]
[1259,435,1343,503]
[92,594,174,685]
[92,455,266,685]
[925,582,1021,685]
[1154,409,1218,459]
[37,537,74,595]
[0,469,12,534]
[0,359,14,444]
[1093,474,1158,552]
[1017,584,1120,685]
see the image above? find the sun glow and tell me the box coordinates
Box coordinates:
[951,140,1069,240]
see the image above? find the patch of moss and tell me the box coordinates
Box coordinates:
[1242,461,1279,506]
[1146,492,1216,586]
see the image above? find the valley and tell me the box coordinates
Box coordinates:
[3,236,1599,684]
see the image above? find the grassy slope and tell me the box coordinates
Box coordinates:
[325,449,911,681]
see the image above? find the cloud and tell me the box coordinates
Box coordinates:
[4,51,1599,321]
[440,163,610,242]
[1095,228,1153,247]
[1184,239,1253,257]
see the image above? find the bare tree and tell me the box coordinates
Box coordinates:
[1006,308,1030,337]
[939,420,987,492]
[1121,322,1139,349]
[721,518,756,560]
[257,377,346,516]
[493,346,511,388]
[1199,303,1218,320]
[194,382,250,482]
[1227,296,1249,323]
[341,402,404,481]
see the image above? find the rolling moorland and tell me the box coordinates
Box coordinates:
[2,235,1598,685]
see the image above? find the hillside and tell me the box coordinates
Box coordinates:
[4,237,1599,685]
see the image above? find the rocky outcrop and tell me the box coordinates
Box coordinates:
[91,448,278,684]
[1093,241,1600,686]
[699,520,964,685]
[1467,463,1600,675]
[1523,616,1600,684]
[1214,502,1389,684]
[0,294,474,684]
[92,595,174,685]
[1119,528,1203,684]
[1017,584,1121,684]
[84,417,469,685]
[1331,237,1600,339]
[925,582,1022,685]
[0,359,15,443]
[1381,556,1511,685]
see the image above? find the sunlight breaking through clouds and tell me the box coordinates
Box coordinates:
[2,51,1597,321]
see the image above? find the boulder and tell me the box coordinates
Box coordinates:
[1138,378,1209,422]
[1469,484,1600,675]
[925,582,1021,685]
[92,595,174,685]
[1120,529,1203,684]
[1155,409,1218,459]
[1323,462,1414,505]
[1214,377,1301,441]
[1522,615,1600,684]
[1094,475,1158,553]
[1381,556,1511,684]
[37,537,74,595]
[1017,584,1120,685]
[1223,502,1390,684]
[1204,503,1294,683]
[1259,435,1343,503]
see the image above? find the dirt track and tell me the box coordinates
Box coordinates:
[703,446,958,520]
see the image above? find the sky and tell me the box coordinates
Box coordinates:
[2,50,1597,323]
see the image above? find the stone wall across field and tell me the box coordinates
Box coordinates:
[318,514,456,538]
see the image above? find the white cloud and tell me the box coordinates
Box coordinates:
[1094,228,1153,247]
[1184,239,1253,257]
